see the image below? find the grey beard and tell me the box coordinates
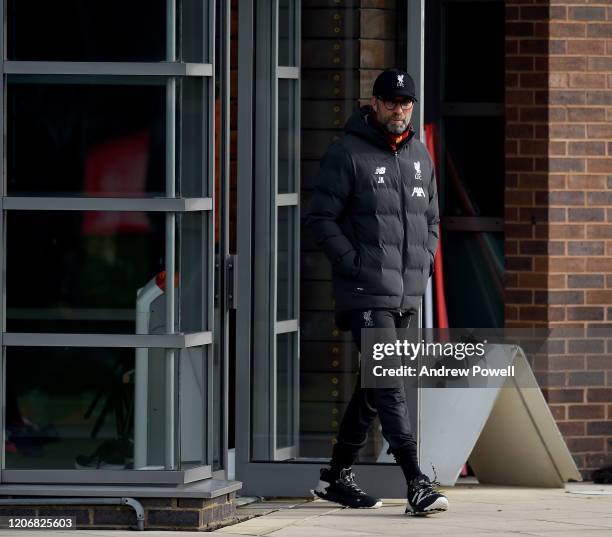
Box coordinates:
[384,118,410,134]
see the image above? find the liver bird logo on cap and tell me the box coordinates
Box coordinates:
[397,74,405,87]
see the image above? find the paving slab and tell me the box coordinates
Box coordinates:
[213,483,612,537]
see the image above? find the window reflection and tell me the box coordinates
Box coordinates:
[8,83,166,197]
[7,0,166,62]
[7,210,207,335]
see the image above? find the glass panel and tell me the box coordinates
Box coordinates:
[443,116,504,217]
[4,346,207,471]
[276,332,297,449]
[6,211,207,334]
[443,2,504,103]
[181,0,211,63]
[7,81,167,197]
[442,230,504,328]
[277,206,296,321]
[7,0,167,62]
[179,347,208,469]
[278,79,297,194]
[278,0,295,67]
[180,77,210,199]
[297,1,410,461]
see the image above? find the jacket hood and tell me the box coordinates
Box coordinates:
[344,105,414,150]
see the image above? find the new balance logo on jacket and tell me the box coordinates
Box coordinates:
[412,186,426,197]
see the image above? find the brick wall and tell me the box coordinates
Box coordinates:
[0,493,237,531]
[505,1,612,479]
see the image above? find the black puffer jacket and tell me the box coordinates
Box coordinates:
[306,106,439,316]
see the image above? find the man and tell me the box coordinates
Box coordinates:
[305,68,448,516]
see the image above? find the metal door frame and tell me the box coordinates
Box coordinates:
[235,0,426,497]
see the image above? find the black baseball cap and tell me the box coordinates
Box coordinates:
[372,68,418,102]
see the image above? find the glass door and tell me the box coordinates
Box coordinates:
[235,0,425,497]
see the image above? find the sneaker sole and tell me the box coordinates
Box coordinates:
[310,489,383,509]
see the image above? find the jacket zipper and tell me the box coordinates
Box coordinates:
[395,150,406,310]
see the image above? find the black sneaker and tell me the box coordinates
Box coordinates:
[311,467,382,509]
[406,473,448,516]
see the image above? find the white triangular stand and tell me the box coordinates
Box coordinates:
[418,345,582,487]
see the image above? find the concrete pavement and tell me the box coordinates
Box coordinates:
[1,483,610,536]
[215,482,612,537]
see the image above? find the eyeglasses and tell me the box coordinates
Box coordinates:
[378,97,414,111]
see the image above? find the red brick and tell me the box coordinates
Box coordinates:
[549,208,567,222]
[588,57,612,72]
[550,355,585,372]
[506,190,534,205]
[548,74,567,90]
[568,405,606,420]
[521,6,550,21]
[568,208,605,222]
[568,372,606,387]
[568,141,605,156]
[587,225,612,239]
[506,22,535,37]
[567,307,605,321]
[587,192,612,205]
[550,6,567,21]
[549,307,565,321]
[550,57,587,72]
[565,437,604,452]
[550,22,586,38]
[586,124,612,138]
[569,7,607,22]
[587,91,612,106]
[506,256,533,271]
[558,421,585,436]
[505,207,519,222]
[549,159,585,173]
[506,158,534,174]
[519,140,547,155]
[587,257,612,272]
[520,107,548,122]
[587,388,612,403]
[549,39,567,55]
[506,223,534,238]
[507,124,533,139]
[545,389,584,404]
[549,225,585,239]
[587,24,612,39]
[506,90,534,106]
[568,275,604,288]
[550,124,586,139]
[549,191,586,205]
[520,39,548,55]
[588,356,612,371]
[585,453,612,470]
[586,290,612,304]
[537,290,584,305]
[518,174,548,189]
[549,405,566,420]
[567,40,605,55]
[518,273,546,289]
[521,73,549,89]
[567,108,606,123]
[549,90,586,105]
[587,421,612,435]
[587,158,612,173]
[567,241,605,255]
[519,306,547,321]
[567,176,606,190]
[505,240,518,256]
